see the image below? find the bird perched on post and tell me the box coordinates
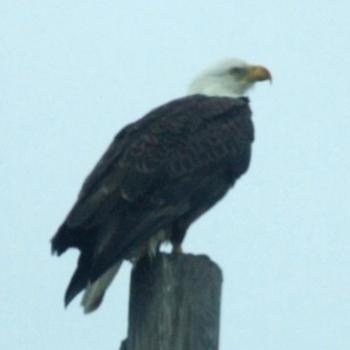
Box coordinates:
[52,58,271,313]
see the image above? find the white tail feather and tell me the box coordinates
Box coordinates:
[81,262,121,313]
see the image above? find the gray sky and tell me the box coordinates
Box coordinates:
[2,1,350,349]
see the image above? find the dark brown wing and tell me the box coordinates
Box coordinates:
[56,95,252,233]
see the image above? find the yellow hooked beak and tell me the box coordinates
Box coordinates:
[245,65,272,83]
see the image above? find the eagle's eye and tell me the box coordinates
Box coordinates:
[229,67,246,75]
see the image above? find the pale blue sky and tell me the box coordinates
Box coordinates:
[1,1,350,349]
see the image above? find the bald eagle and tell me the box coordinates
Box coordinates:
[52,58,271,313]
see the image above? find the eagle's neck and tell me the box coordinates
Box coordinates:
[187,76,249,98]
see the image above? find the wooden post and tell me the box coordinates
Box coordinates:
[120,253,223,350]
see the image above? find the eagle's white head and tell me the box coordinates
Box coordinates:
[188,58,272,98]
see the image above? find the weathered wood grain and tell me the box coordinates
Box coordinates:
[121,253,222,350]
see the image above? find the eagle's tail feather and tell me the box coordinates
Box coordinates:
[64,249,92,307]
[81,262,121,313]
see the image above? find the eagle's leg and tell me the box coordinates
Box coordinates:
[170,221,188,255]
[171,243,183,255]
